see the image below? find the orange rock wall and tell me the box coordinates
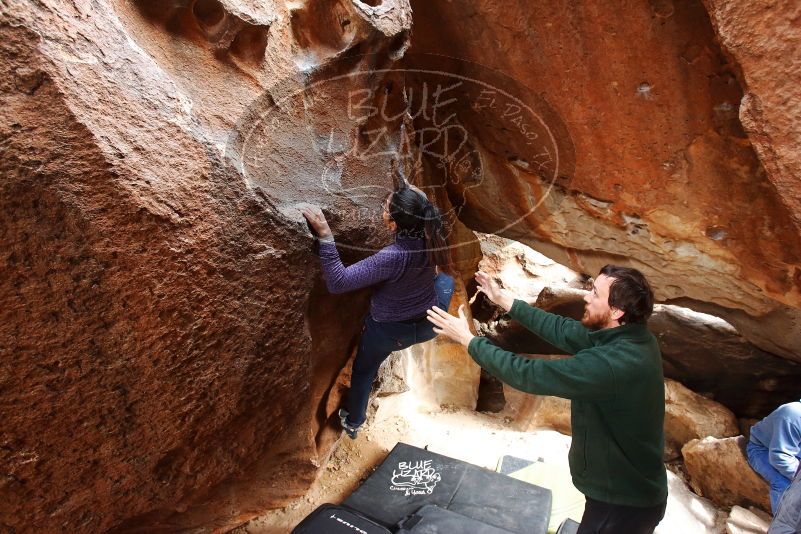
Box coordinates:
[2,0,801,532]
[1,1,411,532]
[409,0,801,359]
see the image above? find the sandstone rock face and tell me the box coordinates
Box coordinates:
[682,436,771,511]
[1,0,411,532]
[701,0,801,240]
[476,233,588,303]
[410,0,801,362]
[653,304,801,418]
[3,0,801,532]
[664,379,739,460]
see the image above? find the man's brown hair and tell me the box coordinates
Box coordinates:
[599,265,654,324]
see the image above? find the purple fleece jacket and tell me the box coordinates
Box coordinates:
[317,236,437,322]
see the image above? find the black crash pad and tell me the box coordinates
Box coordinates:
[291,503,391,534]
[397,504,514,533]
[344,442,552,534]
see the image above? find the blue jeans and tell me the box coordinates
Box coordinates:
[345,273,455,427]
[747,440,793,513]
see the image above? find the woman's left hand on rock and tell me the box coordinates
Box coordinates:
[301,204,333,238]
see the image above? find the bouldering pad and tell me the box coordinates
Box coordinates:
[344,442,551,534]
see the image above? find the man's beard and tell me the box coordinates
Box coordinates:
[581,307,610,330]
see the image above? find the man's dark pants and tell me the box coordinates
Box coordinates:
[576,497,666,534]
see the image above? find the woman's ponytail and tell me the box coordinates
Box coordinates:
[422,202,451,271]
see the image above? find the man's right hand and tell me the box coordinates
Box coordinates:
[475,271,516,312]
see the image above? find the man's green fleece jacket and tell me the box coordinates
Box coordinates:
[468,299,668,507]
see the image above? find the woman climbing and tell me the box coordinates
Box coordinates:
[301,185,455,439]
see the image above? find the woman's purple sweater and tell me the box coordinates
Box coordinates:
[318,236,437,322]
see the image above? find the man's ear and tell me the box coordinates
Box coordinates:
[610,307,625,323]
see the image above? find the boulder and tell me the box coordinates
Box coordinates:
[682,436,770,511]
[654,305,801,418]
[664,379,739,460]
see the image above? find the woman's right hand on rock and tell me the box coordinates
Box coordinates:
[301,205,333,239]
[475,271,515,312]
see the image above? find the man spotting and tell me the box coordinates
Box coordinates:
[427,265,668,534]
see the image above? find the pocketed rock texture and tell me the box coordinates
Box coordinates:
[1,1,411,532]
[701,0,801,237]
[2,0,801,532]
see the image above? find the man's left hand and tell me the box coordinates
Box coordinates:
[427,305,475,347]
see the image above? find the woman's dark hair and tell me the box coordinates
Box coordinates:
[599,264,654,324]
[387,186,450,269]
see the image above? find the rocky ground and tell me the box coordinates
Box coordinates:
[232,389,770,534]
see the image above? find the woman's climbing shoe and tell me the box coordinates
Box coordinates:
[338,408,361,439]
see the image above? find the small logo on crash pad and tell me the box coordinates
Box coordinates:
[390,459,441,496]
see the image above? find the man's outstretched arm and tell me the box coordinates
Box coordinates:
[425,305,612,401]
[468,336,615,401]
[507,299,593,354]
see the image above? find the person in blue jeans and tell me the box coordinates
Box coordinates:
[302,184,455,438]
[746,399,801,513]
[769,469,801,534]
